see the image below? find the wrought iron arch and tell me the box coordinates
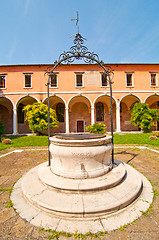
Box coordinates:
[46,33,114,165]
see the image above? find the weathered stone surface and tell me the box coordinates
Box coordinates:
[38,161,126,191]
[50,134,112,178]
[0,147,158,239]
[20,161,143,216]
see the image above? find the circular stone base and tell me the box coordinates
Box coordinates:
[10,160,153,233]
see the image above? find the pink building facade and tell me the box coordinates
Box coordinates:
[0,63,159,135]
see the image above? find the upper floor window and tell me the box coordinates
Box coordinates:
[96,102,104,121]
[126,72,133,87]
[150,73,157,87]
[0,75,6,88]
[101,73,108,87]
[24,73,32,88]
[50,73,58,88]
[75,72,84,87]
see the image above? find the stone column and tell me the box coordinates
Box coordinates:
[116,102,121,132]
[91,107,95,125]
[65,107,69,133]
[13,107,18,135]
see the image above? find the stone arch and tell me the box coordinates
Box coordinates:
[0,96,14,134]
[68,95,92,133]
[16,95,38,134]
[94,95,116,132]
[43,95,66,133]
[93,94,117,107]
[145,94,159,131]
[120,93,142,103]
[68,94,92,107]
[43,95,66,106]
[120,94,141,131]
[145,94,159,107]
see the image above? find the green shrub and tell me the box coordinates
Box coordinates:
[23,103,58,135]
[130,103,159,132]
[86,123,106,134]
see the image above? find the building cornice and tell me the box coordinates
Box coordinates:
[0,90,158,96]
[0,63,159,68]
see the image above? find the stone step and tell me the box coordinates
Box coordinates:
[21,161,143,216]
[38,161,126,191]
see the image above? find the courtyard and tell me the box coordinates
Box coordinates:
[0,145,158,239]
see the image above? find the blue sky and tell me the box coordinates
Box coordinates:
[1,0,159,65]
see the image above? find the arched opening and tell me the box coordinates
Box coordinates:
[17,103,25,124]
[56,103,65,123]
[120,95,140,131]
[0,97,13,134]
[43,96,66,133]
[96,102,104,121]
[94,95,116,132]
[145,94,159,131]
[17,96,37,134]
[69,96,91,133]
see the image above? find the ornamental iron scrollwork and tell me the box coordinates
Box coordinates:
[46,33,113,81]
[46,31,114,166]
[58,33,100,64]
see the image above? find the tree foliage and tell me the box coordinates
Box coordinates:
[86,123,107,134]
[130,103,159,132]
[23,103,58,134]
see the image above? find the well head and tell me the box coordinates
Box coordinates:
[50,133,112,179]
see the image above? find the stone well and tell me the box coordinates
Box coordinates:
[50,133,112,179]
[11,133,154,233]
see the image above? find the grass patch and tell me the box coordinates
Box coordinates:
[5,200,13,208]
[0,187,13,194]
[0,133,159,151]
[0,136,48,151]
[114,133,159,147]
[39,228,108,240]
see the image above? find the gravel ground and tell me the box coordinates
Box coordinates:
[0,146,158,240]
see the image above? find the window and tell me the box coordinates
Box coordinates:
[126,73,133,87]
[101,73,108,87]
[24,74,32,88]
[17,103,25,124]
[96,102,104,121]
[0,75,6,88]
[50,74,58,88]
[75,73,83,87]
[150,73,157,86]
[56,103,64,122]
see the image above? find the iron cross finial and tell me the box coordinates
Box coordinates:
[71,11,79,34]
